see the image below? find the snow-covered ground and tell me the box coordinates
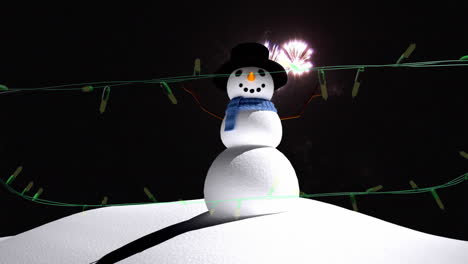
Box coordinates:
[0,237,10,243]
[0,198,466,264]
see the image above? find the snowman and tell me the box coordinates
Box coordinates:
[204,42,300,219]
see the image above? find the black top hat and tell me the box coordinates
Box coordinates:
[213,42,288,91]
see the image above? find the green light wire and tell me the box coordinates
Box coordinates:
[1,173,466,208]
[1,60,467,95]
[0,58,466,208]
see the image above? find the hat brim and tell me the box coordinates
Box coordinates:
[213,59,288,91]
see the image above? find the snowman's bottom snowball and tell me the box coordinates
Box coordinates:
[204,146,300,219]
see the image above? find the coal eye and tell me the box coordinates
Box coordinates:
[235,70,243,77]
[258,69,266,76]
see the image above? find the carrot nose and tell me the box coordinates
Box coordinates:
[247,72,255,81]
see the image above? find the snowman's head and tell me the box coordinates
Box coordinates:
[226,66,274,100]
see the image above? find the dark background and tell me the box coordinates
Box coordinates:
[0,2,466,240]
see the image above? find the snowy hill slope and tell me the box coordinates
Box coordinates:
[0,198,466,264]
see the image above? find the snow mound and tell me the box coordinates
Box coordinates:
[0,198,466,264]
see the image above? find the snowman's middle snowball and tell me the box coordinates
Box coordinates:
[220,110,282,148]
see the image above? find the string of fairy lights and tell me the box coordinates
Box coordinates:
[0,169,467,212]
[1,44,467,212]
[1,59,467,96]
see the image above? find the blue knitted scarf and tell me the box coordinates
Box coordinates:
[224,96,277,131]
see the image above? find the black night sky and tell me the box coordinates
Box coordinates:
[0,2,467,241]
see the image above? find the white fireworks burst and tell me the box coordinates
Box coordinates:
[264,39,314,76]
[264,41,282,62]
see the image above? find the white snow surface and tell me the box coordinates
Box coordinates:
[0,198,467,264]
[0,237,10,243]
